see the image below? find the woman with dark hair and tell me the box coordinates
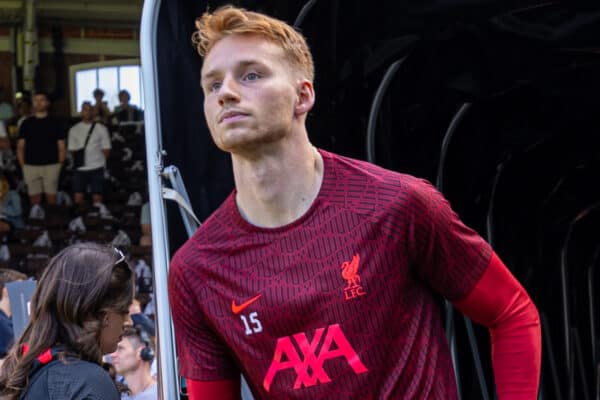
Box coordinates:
[0,242,135,399]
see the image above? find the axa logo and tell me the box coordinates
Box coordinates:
[341,253,366,300]
[263,324,368,392]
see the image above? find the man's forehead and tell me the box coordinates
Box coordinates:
[201,35,282,75]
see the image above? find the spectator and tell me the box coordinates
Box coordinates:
[139,201,151,246]
[17,92,65,206]
[113,90,143,123]
[0,243,134,399]
[0,174,24,233]
[111,326,157,400]
[92,88,111,125]
[6,98,32,140]
[0,87,14,122]
[0,269,27,360]
[0,120,8,153]
[67,101,111,210]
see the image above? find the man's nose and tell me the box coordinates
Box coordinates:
[218,76,240,106]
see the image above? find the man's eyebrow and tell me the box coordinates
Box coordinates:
[201,60,264,83]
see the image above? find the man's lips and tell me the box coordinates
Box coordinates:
[219,110,248,123]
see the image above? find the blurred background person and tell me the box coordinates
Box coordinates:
[0,243,134,400]
[0,268,27,363]
[0,87,14,123]
[67,101,111,211]
[139,200,151,246]
[17,92,65,206]
[111,326,157,400]
[92,88,111,126]
[113,90,143,124]
[0,174,24,235]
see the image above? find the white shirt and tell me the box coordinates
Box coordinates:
[121,382,158,400]
[67,121,111,170]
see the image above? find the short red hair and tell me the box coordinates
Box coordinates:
[193,5,314,82]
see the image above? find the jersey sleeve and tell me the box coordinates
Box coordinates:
[168,252,240,381]
[405,178,492,301]
[453,252,541,399]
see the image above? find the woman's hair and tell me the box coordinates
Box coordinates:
[0,242,134,399]
[193,5,314,82]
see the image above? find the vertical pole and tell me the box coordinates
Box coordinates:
[140,0,180,399]
[23,0,37,92]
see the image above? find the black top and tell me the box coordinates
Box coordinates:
[0,309,13,358]
[18,116,65,165]
[21,358,120,400]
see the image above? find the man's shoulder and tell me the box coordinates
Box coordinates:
[322,149,424,204]
[70,121,86,131]
[324,149,414,184]
[129,382,157,400]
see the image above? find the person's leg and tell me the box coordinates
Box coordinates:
[72,170,86,207]
[42,163,61,205]
[22,164,42,205]
[89,167,105,206]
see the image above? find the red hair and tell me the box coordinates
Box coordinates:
[193,5,314,82]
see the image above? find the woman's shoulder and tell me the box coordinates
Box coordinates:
[47,359,119,399]
[22,358,119,400]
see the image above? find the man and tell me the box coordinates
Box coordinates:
[113,90,143,124]
[17,92,65,205]
[67,101,111,209]
[0,268,27,360]
[92,88,112,125]
[111,326,157,400]
[168,6,541,400]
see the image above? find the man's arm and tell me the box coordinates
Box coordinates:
[57,139,66,164]
[187,378,241,400]
[16,138,25,167]
[100,125,111,159]
[453,252,541,399]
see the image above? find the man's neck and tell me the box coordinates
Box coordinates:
[34,111,48,118]
[123,367,154,395]
[232,136,324,228]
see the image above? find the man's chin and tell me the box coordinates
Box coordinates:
[217,131,286,154]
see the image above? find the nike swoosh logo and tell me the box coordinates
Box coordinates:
[232,293,262,314]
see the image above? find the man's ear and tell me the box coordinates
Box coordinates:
[294,79,315,116]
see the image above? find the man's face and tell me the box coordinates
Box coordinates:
[200,34,301,154]
[111,336,141,375]
[119,93,129,105]
[33,94,49,113]
[81,104,93,122]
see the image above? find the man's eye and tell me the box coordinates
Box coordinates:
[244,72,260,81]
[208,82,221,92]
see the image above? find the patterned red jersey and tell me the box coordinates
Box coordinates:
[169,149,492,399]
